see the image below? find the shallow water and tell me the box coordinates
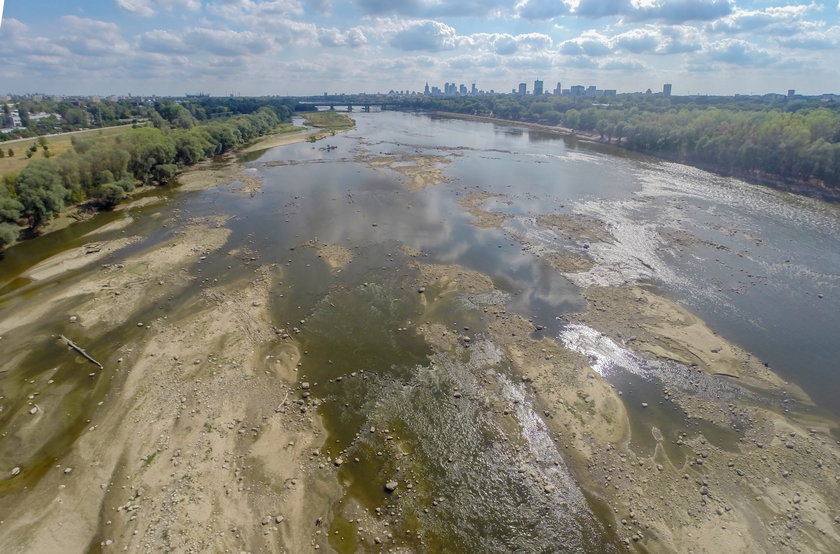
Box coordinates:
[1,111,839,551]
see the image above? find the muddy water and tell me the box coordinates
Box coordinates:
[1,112,839,551]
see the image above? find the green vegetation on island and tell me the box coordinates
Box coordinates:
[300,110,356,130]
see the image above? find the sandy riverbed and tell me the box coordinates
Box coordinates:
[2,120,839,554]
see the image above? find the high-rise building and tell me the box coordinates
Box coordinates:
[518,82,527,95]
[788,89,796,97]
[570,85,585,96]
[459,84,468,95]
[533,80,544,96]
[554,82,562,95]
[424,82,430,95]
[663,83,672,97]
[471,83,477,95]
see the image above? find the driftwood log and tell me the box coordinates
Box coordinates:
[59,334,104,369]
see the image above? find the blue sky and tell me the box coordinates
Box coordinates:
[0,1,838,96]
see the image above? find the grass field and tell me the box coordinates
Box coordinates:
[301,111,355,130]
[0,125,136,177]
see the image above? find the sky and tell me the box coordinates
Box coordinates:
[0,1,838,97]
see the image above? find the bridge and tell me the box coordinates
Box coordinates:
[296,101,395,112]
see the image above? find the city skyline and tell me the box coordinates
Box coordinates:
[0,1,838,97]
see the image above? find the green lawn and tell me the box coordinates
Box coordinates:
[0,125,136,178]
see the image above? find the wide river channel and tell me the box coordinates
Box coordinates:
[1,111,839,553]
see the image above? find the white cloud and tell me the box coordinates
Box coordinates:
[515,0,572,21]
[600,58,647,70]
[701,38,777,66]
[466,32,553,55]
[575,0,733,24]
[207,0,304,20]
[352,0,513,18]
[137,29,190,53]
[777,26,840,49]
[709,5,814,36]
[59,15,129,56]
[388,20,458,52]
[318,26,367,47]
[559,30,612,56]
[115,0,201,17]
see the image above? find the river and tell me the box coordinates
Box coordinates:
[1,111,838,553]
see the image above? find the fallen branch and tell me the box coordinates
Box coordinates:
[59,334,104,369]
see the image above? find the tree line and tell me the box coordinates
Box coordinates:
[1,102,291,247]
[393,95,840,193]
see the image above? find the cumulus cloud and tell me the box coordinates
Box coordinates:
[59,15,129,56]
[600,58,647,70]
[709,5,813,36]
[466,32,553,55]
[389,20,458,52]
[353,0,511,18]
[575,0,628,19]
[575,0,733,24]
[137,29,190,53]
[115,0,201,17]
[515,0,572,21]
[612,28,660,53]
[777,26,840,49]
[318,26,367,47]
[559,31,612,56]
[208,0,304,20]
[702,38,777,66]
[185,27,270,55]
[631,0,733,24]
[611,25,702,54]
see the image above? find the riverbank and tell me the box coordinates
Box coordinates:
[2,120,349,250]
[433,111,840,202]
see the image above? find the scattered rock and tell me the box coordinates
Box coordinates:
[10,466,21,476]
[385,480,398,493]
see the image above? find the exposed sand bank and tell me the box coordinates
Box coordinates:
[458,192,508,228]
[411,260,840,553]
[357,152,452,191]
[0,216,341,553]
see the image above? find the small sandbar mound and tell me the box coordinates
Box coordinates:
[459,192,508,228]
[413,262,495,295]
[542,251,595,273]
[83,216,134,237]
[358,152,452,190]
[316,244,354,272]
[177,157,261,195]
[574,285,789,389]
[114,196,162,212]
[23,237,139,281]
[538,214,615,244]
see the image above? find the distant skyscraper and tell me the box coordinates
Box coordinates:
[459,84,467,95]
[570,85,585,97]
[788,89,796,97]
[663,83,672,97]
[471,83,477,95]
[518,82,527,95]
[554,82,562,95]
[424,82,430,95]
[533,80,544,96]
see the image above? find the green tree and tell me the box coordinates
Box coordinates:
[16,159,68,226]
[7,148,14,157]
